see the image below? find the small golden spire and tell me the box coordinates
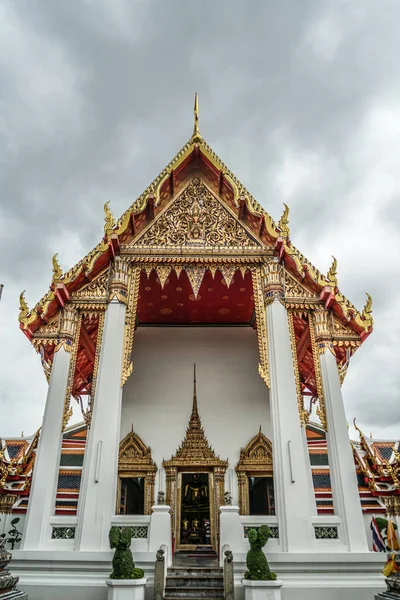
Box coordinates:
[362,293,373,325]
[192,92,202,140]
[277,203,290,237]
[104,201,116,234]
[52,253,63,282]
[327,256,338,287]
[192,363,198,416]
[19,290,29,322]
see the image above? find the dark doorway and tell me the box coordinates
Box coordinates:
[180,473,211,546]
[120,477,145,515]
[248,476,275,515]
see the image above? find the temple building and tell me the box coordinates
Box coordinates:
[0,97,386,598]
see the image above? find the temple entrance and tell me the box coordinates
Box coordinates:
[163,366,227,554]
[177,472,214,550]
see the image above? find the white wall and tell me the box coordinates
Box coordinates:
[121,327,270,504]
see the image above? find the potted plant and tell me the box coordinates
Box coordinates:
[242,525,283,600]
[106,526,146,600]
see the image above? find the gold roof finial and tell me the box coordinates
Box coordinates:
[192,92,202,141]
[52,253,63,282]
[362,293,373,327]
[327,256,338,287]
[104,201,116,234]
[19,290,29,322]
[278,203,290,238]
[192,363,199,419]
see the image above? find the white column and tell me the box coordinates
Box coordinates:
[265,263,316,552]
[23,306,78,549]
[319,342,368,552]
[76,299,126,551]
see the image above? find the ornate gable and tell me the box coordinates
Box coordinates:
[236,427,273,475]
[134,177,261,249]
[118,427,156,472]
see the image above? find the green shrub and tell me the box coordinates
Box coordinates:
[109,526,145,579]
[244,525,277,581]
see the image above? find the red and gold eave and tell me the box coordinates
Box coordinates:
[19,130,373,348]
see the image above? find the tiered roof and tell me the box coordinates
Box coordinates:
[18,95,373,345]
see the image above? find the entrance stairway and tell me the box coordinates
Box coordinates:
[164,552,224,600]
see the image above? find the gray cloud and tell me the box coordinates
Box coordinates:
[1,0,399,438]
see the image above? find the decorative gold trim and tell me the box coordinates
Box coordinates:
[251,267,270,387]
[309,313,327,431]
[236,428,273,515]
[287,311,309,426]
[62,313,82,432]
[117,427,157,515]
[121,265,141,387]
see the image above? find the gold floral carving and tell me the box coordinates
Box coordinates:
[220,265,237,288]
[121,266,140,387]
[135,178,260,248]
[117,427,157,515]
[155,265,172,289]
[185,266,206,298]
[287,311,309,426]
[309,312,327,431]
[70,271,108,305]
[236,428,273,515]
[251,267,270,387]
[284,270,318,308]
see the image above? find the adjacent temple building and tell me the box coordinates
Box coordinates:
[0,97,389,599]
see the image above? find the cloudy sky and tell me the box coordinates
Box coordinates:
[0,0,399,439]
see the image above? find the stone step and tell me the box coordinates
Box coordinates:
[168,568,223,575]
[164,592,224,599]
[166,582,224,590]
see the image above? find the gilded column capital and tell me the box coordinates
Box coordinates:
[313,308,334,355]
[108,256,129,304]
[264,259,284,302]
[56,304,79,353]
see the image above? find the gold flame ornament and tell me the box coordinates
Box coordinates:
[362,293,373,327]
[277,203,290,237]
[104,201,116,234]
[19,290,29,321]
[52,253,63,282]
[327,256,338,287]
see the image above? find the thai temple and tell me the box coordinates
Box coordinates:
[0,96,393,599]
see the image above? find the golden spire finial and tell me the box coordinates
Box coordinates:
[192,92,202,140]
[277,203,290,237]
[19,290,29,321]
[104,201,116,234]
[52,253,63,282]
[362,293,373,326]
[327,256,338,287]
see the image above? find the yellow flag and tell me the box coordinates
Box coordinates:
[387,520,399,551]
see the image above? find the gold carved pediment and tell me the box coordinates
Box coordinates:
[133,177,261,249]
[118,427,157,472]
[236,428,273,473]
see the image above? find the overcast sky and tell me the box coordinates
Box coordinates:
[0,0,399,440]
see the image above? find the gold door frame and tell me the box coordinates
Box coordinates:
[175,470,216,551]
